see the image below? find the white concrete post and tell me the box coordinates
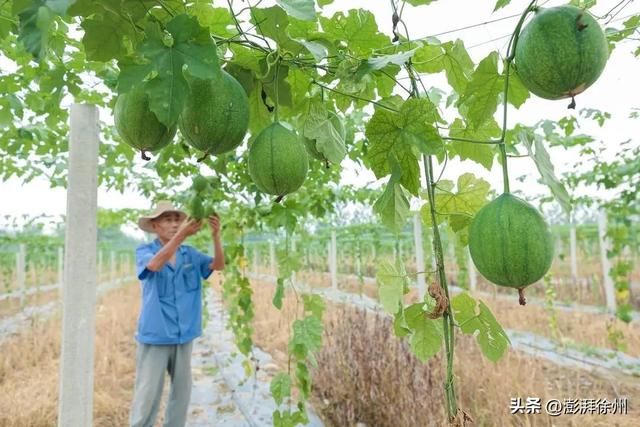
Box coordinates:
[330,231,337,290]
[253,245,259,274]
[17,244,26,307]
[58,104,99,427]
[598,208,616,312]
[269,241,276,276]
[468,248,477,292]
[413,214,426,299]
[570,221,578,282]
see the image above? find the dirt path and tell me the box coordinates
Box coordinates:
[187,285,324,427]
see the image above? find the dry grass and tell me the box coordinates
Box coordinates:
[0,281,141,427]
[0,289,60,318]
[248,278,640,426]
[292,270,640,358]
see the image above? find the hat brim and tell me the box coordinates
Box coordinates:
[138,210,187,233]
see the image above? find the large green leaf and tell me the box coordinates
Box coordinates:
[129,15,220,127]
[366,98,442,195]
[250,6,304,54]
[270,373,292,406]
[277,0,316,21]
[452,292,510,362]
[376,260,409,314]
[421,173,490,234]
[413,39,474,94]
[517,128,573,216]
[458,52,503,130]
[410,316,443,361]
[373,155,410,232]
[303,100,346,165]
[289,315,323,360]
[320,10,389,56]
[448,117,500,170]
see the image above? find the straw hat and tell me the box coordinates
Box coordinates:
[137,200,187,233]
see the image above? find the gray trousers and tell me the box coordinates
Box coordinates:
[130,341,194,427]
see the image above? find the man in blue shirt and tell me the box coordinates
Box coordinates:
[130,200,225,427]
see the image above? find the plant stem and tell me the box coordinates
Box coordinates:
[423,154,458,421]
[406,61,458,422]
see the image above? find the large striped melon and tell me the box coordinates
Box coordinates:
[179,71,249,159]
[113,85,177,160]
[248,122,308,201]
[468,193,554,304]
[514,5,608,106]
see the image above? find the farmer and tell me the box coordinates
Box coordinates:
[129,200,224,427]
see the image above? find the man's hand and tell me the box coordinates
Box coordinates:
[177,217,202,239]
[208,214,221,238]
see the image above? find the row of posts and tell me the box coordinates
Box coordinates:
[7,246,132,306]
[252,210,619,309]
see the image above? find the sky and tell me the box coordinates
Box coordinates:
[1,0,639,236]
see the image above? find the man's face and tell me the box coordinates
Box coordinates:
[151,212,184,242]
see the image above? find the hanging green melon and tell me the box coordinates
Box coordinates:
[468,193,554,304]
[248,122,309,202]
[179,71,250,160]
[113,85,177,160]
[514,5,608,107]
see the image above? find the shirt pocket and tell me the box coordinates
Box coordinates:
[182,263,201,292]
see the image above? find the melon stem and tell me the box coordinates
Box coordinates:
[141,150,150,161]
[518,288,527,305]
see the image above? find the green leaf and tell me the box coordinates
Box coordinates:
[189,4,235,37]
[295,361,311,398]
[248,84,272,135]
[376,260,409,314]
[393,307,411,337]
[289,315,323,360]
[458,52,502,130]
[421,173,490,234]
[320,10,390,56]
[302,294,325,318]
[81,15,128,62]
[273,278,285,309]
[373,155,410,233]
[518,129,572,216]
[251,6,303,54]
[303,100,346,164]
[493,0,511,11]
[452,292,510,362]
[317,0,334,6]
[276,0,316,21]
[441,40,474,94]
[410,316,443,362]
[506,65,530,108]
[270,373,292,405]
[366,98,442,195]
[136,15,220,127]
[448,117,500,170]
[406,0,438,5]
[355,47,419,77]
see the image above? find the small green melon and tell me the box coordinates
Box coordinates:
[469,193,554,292]
[514,5,608,102]
[248,122,308,199]
[113,85,177,158]
[179,71,250,157]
